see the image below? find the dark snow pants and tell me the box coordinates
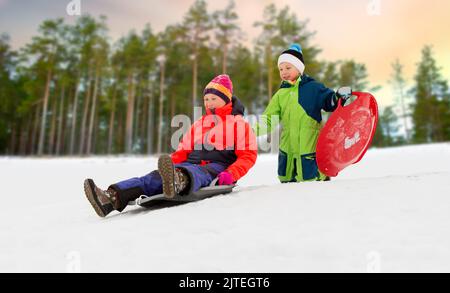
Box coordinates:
[109,162,226,210]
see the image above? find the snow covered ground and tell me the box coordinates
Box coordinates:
[1,143,450,273]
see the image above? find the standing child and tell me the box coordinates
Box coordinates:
[84,74,257,217]
[254,44,350,183]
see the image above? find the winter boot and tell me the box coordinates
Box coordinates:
[158,154,190,198]
[84,179,121,218]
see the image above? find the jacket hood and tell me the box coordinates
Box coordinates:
[231,96,245,116]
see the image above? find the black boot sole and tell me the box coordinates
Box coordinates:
[158,155,176,199]
[84,179,114,218]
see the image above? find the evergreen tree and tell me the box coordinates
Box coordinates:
[181,0,212,117]
[379,106,399,146]
[139,25,158,154]
[338,60,369,91]
[0,34,20,153]
[21,19,68,155]
[389,59,411,142]
[411,46,450,143]
[212,0,241,74]
[115,32,145,154]
[255,4,321,102]
[371,120,385,148]
[227,45,260,113]
[157,24,193,152]
[320,61,340,89]
[69,15,109,155]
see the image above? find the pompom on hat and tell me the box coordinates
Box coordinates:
[278,43,305,75]
[203,74,233,104]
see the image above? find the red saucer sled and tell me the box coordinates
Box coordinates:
[316,92,379,177]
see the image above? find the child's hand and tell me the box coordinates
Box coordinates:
[218,171,234,185]
[336,86,352,100]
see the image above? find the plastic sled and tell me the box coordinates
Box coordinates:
[316,91,379,177]
[128,178,235,208]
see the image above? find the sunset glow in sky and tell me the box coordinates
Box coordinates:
[1,0,449,108]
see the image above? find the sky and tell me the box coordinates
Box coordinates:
[1,0,450,108]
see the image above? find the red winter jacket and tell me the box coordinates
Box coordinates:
[171,102,257,182]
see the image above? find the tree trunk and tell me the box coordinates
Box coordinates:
[222,41,228,74]
[192,27,199,119]
[257,59,264,113]
[79,68,93,155]
[118,108,125,153]
[87,65,101,155]
[69,76,80,155]
[9,123,16,155]
[157,63,165,154]
[399,88,410,142]
[192,53,198,120]
[60,104,68,155]
[266,43,273,100]
[125,71,136,154]
[147,80,154,155]
[164,94,171,153]
[92,98,100,154]
[432,100,444,142]
[49,90,58,155]
[141,81,149,154]
[170,93,176,151]
[133,78,142,151]
[56,85,65,155]
[31,104,41,155]
[19,116,31,155]
[58,95,68,156]
[107,84,117,154]
[37,68,53,156]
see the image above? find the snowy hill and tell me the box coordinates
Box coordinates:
[1,143,450,273]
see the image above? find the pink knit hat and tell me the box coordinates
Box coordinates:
[203,74,233,104]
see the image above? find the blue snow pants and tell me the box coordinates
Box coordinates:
[113,162,227,197]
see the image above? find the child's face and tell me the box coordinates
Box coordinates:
[279,62,300,82]
[204,93,226,110]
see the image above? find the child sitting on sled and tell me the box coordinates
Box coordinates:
[254,44,351,183]
[84,74,257,217]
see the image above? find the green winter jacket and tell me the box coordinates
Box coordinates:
[255,75,338,182]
